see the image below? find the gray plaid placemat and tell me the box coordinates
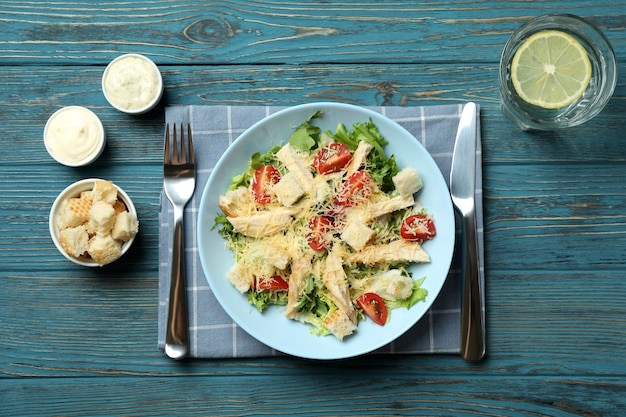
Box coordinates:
[158,104,483,358]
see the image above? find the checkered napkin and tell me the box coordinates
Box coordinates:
[158,104,483,358]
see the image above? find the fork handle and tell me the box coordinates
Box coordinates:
[165,205,189,359]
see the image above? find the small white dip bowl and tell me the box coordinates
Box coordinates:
[43,106,106,167]
[102,53,163,114]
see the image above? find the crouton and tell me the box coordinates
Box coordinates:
[341,220,375,251]
[393,167,422,197]
[323,310,357,340]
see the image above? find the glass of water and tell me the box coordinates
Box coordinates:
[499,14,617,131]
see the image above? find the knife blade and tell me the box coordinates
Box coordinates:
[450,102,485,362]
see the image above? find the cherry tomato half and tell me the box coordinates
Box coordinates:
[251,165,281,204]
[400,214,436,242]
[254,275,289,291]
[356,293,388,326]
[313,143,352,174]
[306,215,334,251]
[334,170,372,207]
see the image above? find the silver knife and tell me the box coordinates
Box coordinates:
[450,102,485,362]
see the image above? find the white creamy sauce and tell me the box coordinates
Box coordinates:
[103,55,161,111]
[45,107,104,166]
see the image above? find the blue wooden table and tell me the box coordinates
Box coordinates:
[2,1,625,416]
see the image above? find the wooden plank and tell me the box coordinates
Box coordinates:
[0,2,623,65]
[1,374,624,416]
[485,163,626,270]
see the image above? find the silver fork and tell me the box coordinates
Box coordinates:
[163,123,195,359]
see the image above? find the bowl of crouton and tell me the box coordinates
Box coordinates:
[49,178,139,267]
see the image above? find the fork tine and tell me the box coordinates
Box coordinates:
[172,124,179,164]
[164,123,171,164]
[179,123,187,164]
[186,124,194,164]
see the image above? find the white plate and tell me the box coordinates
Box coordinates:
[197,102,455,359]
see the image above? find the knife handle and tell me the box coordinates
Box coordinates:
[460,208,485,362]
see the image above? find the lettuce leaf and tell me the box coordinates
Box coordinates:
[247,290,288,312]
[289,110,323,152]
[249,145,282,170]
[228,171,251,190]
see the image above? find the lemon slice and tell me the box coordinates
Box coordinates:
[511,30,592,109]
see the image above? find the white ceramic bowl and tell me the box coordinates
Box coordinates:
[49,178,138,267]
[102,53,163,114]
[43,106,106,167]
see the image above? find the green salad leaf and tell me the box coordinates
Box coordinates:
[329,123,358,149]
[250,145,282,170]
[228,171,251,190]
[248,290,288,312]
[289,110,323,152]
[291,274,337,335]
